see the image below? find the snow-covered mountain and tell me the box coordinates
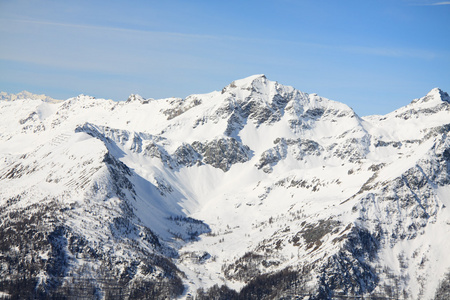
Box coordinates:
[0,90,61,103]
[1,75,450,299]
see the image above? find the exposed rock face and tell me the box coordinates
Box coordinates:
[256,138,324,172]
[1,77,450,299]
[162,95,202,120]
[192,138,252,171]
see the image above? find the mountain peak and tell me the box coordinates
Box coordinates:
[233,74,267,85]
[222,74,268,94]
[427,87,450,103]
[67,94,96,102]
[409,87,450,106]
[126,94,149,104]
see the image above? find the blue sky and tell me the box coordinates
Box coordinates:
[0,0,449,116]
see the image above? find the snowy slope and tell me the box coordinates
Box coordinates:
[0,76,450,299]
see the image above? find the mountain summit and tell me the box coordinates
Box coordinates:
[1,76,450,299]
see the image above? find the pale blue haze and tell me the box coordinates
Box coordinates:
[0,0,449,116]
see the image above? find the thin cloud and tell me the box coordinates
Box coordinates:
[5,18,222,41]
[0,17,440,75]
[406,0,450,5]
[339,45,437,60]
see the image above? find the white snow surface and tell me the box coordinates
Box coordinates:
[1,76,450,299]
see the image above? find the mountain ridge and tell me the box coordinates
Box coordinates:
[0,90,62,103]
[1,76,450,299]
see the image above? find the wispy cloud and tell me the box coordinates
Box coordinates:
[0,15,442,84]
[4,18,222,41]
[0,16,439,71]
[410,1,450,5]
[339,45,437,60]
[405,0,450,5]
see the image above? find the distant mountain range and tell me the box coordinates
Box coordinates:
[1,75,450,299]
[0,90,61,103]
